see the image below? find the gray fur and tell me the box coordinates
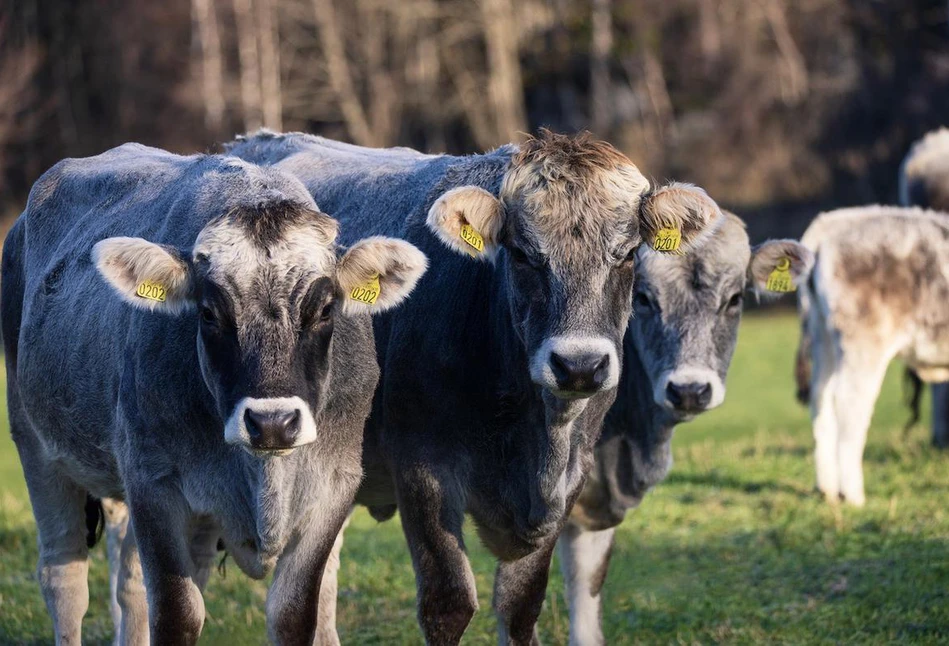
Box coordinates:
[562,215,811,644]
[224,129,721,645]
[2,143,422,643]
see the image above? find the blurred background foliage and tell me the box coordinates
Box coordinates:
[1,0,948,239]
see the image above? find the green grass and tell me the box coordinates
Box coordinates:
[2,312,948,644]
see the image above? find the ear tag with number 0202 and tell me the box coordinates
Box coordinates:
[349,274,381,305]
[766,257,795,293]
[653,228,681,253]
[136,279,167,302]
[459,223,485,256]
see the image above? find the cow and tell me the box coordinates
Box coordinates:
[794,205,949,505]
[558,213,813,645]
[899,127,949,449]
[225,129,723,644]
[1,143,427,645]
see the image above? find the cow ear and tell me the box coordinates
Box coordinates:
[748,239,814,298]
[426,186,503,261]
[92,237,194,314]
[337,236,428,316]
[639,183,723,255]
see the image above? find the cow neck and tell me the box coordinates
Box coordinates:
[620,331,677,451]
[237,448,298,561]
[486,261,587,515]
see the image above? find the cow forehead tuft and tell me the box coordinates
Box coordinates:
[637,214,750,283]
[194,206,338,289]
[502,163,649,267]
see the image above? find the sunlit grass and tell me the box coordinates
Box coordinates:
[1,312,947,644]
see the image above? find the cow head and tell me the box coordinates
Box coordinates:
[427,131,722,401]
[93,201,426,455]
[630,213,813,420]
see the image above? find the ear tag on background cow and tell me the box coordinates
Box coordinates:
[459,223,485,256]
[135,279,167,302]
[766,258,794,293]
[349,273,381,305]
[653,227,681,253]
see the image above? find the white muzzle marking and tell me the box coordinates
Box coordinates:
[224,396,318,452]
[654,366,726,412]
[529,335,620,396]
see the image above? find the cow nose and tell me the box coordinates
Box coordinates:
[244,408,301,449]
[666,381,712,412]
[549,351,611,392]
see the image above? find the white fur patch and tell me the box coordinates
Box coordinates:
[224,396,318,453]
[529,335,619,397]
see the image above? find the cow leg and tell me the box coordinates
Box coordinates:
[101,498,130,643]
[809,317,841,501]
[931,382,949,449]
[117,523,150,646]
[12,424,89,645]
[397,464,477,645]
[557,523,615,646]
[126,486,205,645]
[315,513,350,646]
[494,537,558,646]
[267,505,351,645]
[834,355,888,506]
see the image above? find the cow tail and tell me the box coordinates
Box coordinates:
[902,368,924,437]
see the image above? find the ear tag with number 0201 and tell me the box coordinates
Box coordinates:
[349,274,381,305]
[136,279,167,302]
[653,228,681,253]
[766,257,795,293]
[459,223,485,256]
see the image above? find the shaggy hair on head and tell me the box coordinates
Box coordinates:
[511,129,634,180]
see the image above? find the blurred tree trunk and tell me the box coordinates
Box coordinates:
[192,0,225,132]
[233,0,263,131]
[590,0,613,135]
[480,0,526,143]
[311,0,374,145]
[257,0,283,130]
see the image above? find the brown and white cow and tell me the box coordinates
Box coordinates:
[796,205,949,505]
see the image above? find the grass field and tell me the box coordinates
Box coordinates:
[1,312,948,644]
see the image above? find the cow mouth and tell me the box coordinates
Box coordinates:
[243,446,297,458]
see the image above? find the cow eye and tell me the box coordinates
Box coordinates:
[621,247,637,264]
[507,246,531,265]
[318,300,335,322]
[726,292,743,310]
[634,292,653,310]
[200,306,217,326]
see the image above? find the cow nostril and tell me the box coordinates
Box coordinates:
[549,351,610,391]
[245,408,301,448]
[549,351,571,383]
[666,382,713,411]
[244,409,262,440]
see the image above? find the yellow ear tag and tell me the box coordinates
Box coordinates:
[135,279,167,302]
[653,228,681,253]
[349,274,381,305]
[459,223,485,256]
[766,257,795,293]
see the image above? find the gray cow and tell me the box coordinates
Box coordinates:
[558,214,812,645]
[899,127,949,449]
[1,143,427,644]
[226,130,723,644]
